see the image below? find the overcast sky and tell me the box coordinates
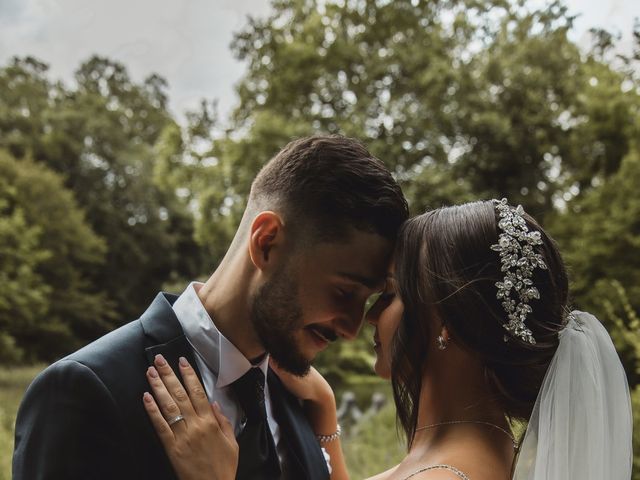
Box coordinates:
[1,0,639,122]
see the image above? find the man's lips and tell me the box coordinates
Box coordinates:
[306,325,338,343]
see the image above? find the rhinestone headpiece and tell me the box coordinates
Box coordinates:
[490,199,548,344]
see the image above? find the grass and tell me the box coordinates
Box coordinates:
[0,364,44,480]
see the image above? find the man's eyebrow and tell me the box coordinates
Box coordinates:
[337,272,383,289]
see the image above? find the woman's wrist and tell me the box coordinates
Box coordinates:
[315,424,342,444]
[304,388,338,434]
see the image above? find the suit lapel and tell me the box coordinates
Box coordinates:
[267,369,331,480]
[138,294,328,479]
[140,292,204,384]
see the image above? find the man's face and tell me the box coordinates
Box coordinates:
[250,229,392,376]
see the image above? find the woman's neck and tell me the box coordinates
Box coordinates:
[409,362,510,454]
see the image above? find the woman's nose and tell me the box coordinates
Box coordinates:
[365,306,379,326]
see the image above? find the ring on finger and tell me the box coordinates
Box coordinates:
[167,414,185,426]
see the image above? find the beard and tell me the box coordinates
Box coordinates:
[250,264,311,376]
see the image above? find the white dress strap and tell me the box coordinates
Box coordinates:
[403,464,470,480]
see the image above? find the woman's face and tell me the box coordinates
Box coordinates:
[366,267,404,379]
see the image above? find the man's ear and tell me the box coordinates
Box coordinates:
[248,211,285,271]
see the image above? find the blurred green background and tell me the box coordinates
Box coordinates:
[1,0,639,478]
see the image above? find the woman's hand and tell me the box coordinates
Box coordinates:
[271,360,349,480]
[143,354,239,480]
[270,360,337,434]
[270,360,335,404]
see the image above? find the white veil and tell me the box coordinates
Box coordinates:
[513,310,633,480]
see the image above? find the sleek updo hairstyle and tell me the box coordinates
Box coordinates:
[390,200,570,445]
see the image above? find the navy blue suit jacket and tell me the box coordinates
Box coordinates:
[13,293,330,480]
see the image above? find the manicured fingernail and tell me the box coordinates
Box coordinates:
[155,354,167,366]
[148,366,159,378]
[143,392,153,403]
[212,401,220,412]
[179,356,189,368]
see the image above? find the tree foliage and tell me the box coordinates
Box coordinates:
[549,140,640,385]
[208,0,637,215]
[0,56,202,328]
[0,150,107,361]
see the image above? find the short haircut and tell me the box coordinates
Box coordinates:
[248,135,409,244]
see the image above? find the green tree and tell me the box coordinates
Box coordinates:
[153,100,237,265]
[0,150,108,361]
[0,200,50,363]
[0,56,203,331]
[598,283,640,479]
[0,57,51,161]
[219,0,639,216]
[565,60,640,188]
[549,138,640,384]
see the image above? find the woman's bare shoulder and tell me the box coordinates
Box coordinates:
[403,469,469,480]
[413,453,509,480]
[367,464,470,480]
[427,435,512,480]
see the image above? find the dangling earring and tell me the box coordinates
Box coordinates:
[436,334,448,350]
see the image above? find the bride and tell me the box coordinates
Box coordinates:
[142,199,633,480]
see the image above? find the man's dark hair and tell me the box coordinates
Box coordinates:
[248,135,409,243]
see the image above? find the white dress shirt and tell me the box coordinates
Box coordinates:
[172,282,331,476]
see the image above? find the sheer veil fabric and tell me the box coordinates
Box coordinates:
[513,311,633,480]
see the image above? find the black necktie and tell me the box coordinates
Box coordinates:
[232,367,281,480]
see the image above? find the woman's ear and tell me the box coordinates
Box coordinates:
[435,323,452,351]
[441,325,451,343]
[248,211,284,271]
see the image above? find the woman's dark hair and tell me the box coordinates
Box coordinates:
[390,200,569,446]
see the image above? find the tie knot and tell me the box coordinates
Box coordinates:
[232,367,266,420]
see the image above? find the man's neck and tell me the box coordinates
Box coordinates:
[196,262,266,360]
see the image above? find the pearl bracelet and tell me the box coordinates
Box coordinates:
[316,424,341,443]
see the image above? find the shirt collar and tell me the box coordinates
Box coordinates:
[172,282,269,389]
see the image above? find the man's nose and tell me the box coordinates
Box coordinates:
[334,312,365,341]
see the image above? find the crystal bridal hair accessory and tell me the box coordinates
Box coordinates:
[513,311,633,479]
[488,199,632,478]
[491,198,548,344]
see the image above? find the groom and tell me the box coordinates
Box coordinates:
[13,135,408,479]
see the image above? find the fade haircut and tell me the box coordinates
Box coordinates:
[246,135,409,246]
